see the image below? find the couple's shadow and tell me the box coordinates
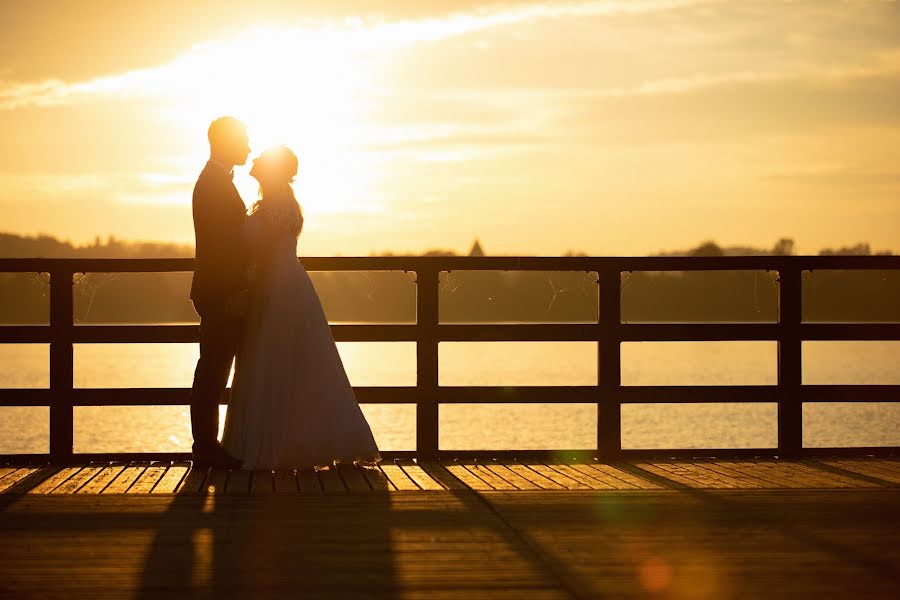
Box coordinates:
[138,470,397,597]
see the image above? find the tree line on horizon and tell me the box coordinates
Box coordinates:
[0,232,897,325]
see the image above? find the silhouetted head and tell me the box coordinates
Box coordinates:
[249,145,303,237]
[207,116,250,167]
[250,145,299,191]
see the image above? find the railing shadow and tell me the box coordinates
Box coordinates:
[137,486,398,597]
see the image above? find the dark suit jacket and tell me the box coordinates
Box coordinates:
[189,162,248,310]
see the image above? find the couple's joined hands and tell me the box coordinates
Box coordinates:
[225,264,257,317]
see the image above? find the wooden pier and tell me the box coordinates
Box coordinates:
[2,256,899,596]
[2,457,899,598]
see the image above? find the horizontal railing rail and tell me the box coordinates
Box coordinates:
[1,255,898,461]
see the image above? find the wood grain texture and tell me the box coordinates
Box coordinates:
[127,463,170,494]
[152,463,190,494]
[3,458,896,495]
[498,460,564,490]
[52,465,105,494]
[418,461,467,490]
[823,459,900,485]
[174,466,207,494]
[337,463,371,493]
[77,464,127,494]
[27,467,77,494]
[102,463,149,494]
[379,463,420,491]
[359,464,393,491]
[396,459,445,491]
[1,488,897,598]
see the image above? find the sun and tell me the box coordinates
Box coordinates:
[159,26,381,216]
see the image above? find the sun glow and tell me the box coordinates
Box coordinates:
[153,26,384,216]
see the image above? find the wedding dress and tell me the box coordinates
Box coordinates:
[222,196,381,469]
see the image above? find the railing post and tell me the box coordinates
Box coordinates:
[597,267,622,459]
[416,267,440,458]
[49,268,74,462]
[777,264,803,457]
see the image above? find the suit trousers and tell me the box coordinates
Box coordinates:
[190,300,242,454]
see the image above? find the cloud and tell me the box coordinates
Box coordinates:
[762,170,900,189]
[0,0,705,111]
[554,67,900,145]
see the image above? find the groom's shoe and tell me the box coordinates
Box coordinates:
[192,445,242,470]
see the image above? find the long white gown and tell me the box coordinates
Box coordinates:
[222,197,381,470]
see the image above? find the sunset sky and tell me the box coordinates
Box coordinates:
[1,0,898,256]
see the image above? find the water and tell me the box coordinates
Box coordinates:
[1,341,898,454]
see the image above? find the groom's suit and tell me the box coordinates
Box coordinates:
[189,160,248,455]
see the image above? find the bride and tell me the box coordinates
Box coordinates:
[222,145,381,470]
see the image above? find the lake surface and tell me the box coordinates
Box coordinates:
[1,341,898,454]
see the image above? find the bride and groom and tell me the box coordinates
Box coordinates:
[188,116,380,470]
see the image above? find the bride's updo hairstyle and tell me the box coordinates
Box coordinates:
[250,145,303,237]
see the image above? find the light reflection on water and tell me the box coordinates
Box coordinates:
[1,342,898,453]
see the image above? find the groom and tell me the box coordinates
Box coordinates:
[188,116,251,469]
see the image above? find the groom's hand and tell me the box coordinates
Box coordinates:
[225,289,250,318]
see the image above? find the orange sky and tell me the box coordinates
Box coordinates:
[1,0,898,255]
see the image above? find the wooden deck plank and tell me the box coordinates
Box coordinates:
[860,459,900,479]
[3,487,898,598]
[482,460,542,490]
[795,462,881,488]
[127,462,170,494]
[51,465,106,494]
[869,459,900,477]
[26,467,76,494]
[226,469,252,495]
[418,461,468,490]
[459,461,518,490]
[0,467,18,481]
[249,470,274,494]
[786,462,873,487]
[522,462,592,490]
[850,459,900,481]
[692,461,775,488]
[658,461,739,488]
[203,468,228,495]
[359,464,393,491]
[273,470,297,494]
[77,464,127,494]
[480,489,900,599]
[379,463,420,490]
[150,462,190,494]
[714,461,799,488]
[102,463,149,494]
[439,460,493,490]
[0,492,577,598]
[174,466,208,494]
[752,461,855,488]
[824,459,900,484]
[756,460,846,488]
[336,463,371,493]
[629,462,707,488]
[3,457,895,496]
[498,459,565,490]
[317,466,347,494]
[565,462,640,489]
[544,463,617,490]
[586,463,663,489]
[296,468,322,493]
[395,459,445,490]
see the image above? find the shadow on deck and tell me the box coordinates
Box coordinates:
[1,458,899,598]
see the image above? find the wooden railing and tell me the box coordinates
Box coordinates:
[1,255,899,462]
